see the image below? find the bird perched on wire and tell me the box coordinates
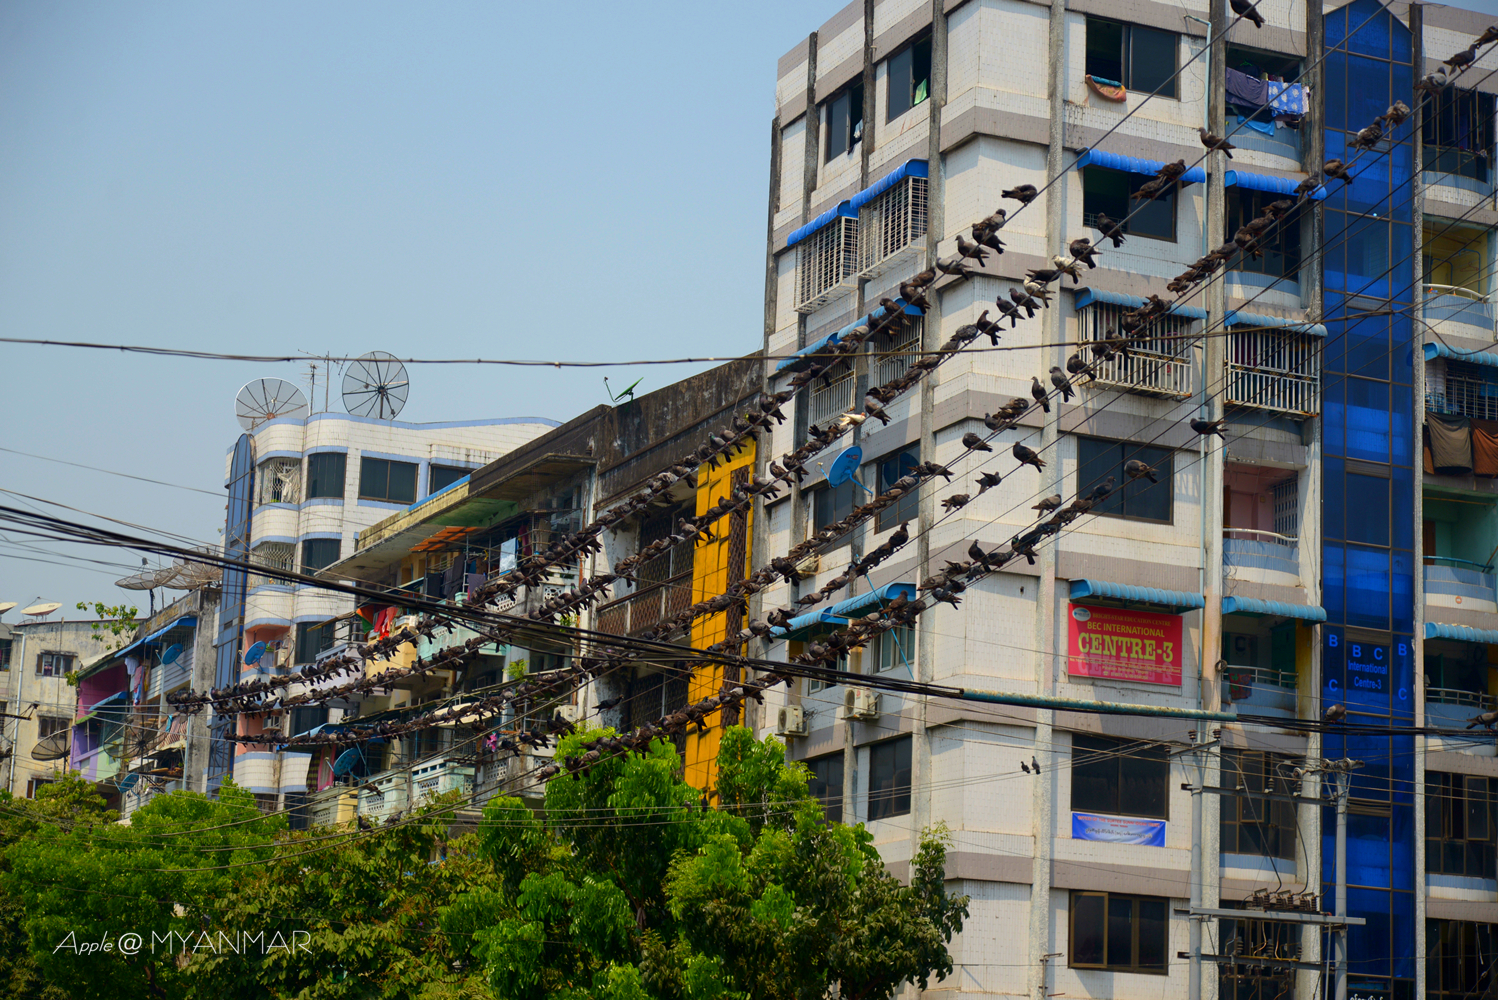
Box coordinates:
[994,297,1023,327]
[1010,287,1041,319]
[1230,0,1265,27]
[1013,441,1046,470]
[1156,159,1189,183]
[975,471,1002,494]
[1445,45,1477,74]
[898,279,931,310]
[1294,172,1322,199]
[1033,494,1062,513]
[1323,703,1347,724]
[1466,710,1498,730]
[1050,366,1075,402]
[972,211,1008,253]
[1124,459,1159,484]
[1067,352,1094,383]
[1198,127,1237,158]
[1324,159,1353,183]
[1030,376,1051,414]
[961,431,993,453]
[1415,68,1449,93]
[1351,122,1384,151]
[1069,238,1100,269]
[1094,212,1126,248]
[1022,281,1055,306]
[1050,255,1083,283]
[1131,176,1170,202]
[956,233,990,266]
[974,310,1004,345]
[941,493,971,512]
[1105,328,1132,360]
[1476,25,1498,46]
[919,461,954,482]
[1376,99,1413,129]
[1026,266,1066,287]
[1002,183,1039,204]
[864,399,892,425]
[1086,476,1116,502]
[1020,759,1031,774]
[1190,417,1228,438]
[936,255,975,280]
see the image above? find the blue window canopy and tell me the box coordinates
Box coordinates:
[1425,342,1498,369]
[1224,310,1327,338]
[769,583,917,641]
[787,201,857,249]
[1069,579,1205,613]
[1076,148,1207,185]
[1426,621,1498,645]
[1074,288,1207,319]
[107,615,199,663]
[775,299,924,374]
[1225,169,1327,201]
[787,160,929,248]
[1222,596,1326,622]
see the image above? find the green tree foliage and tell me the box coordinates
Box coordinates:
[73,602,141,652]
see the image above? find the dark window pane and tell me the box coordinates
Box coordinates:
[1344,473,1389,546]
[814,480,858,532]
[1076,437,1174,523]
[911,39,931,108]
[289,705,328,735]
[1227,188,1302,279]
[301,538,341,573]
[1136,898,1168,969]
[868,737,911,820]
[295,621,337,663]
[1085,18,1124,83]
[1129,25,1178,97]
[305,452,346,499]
[359,457,418,503]
[1082,169,1177,242]
[1072,894,1107,965]
[1071,733,1119,813]
[806,753,844,823]
[1107,896,1134,967]
[429,464,468,494]
[877,445,921,530]
[888,46,913,120]
[1117,743,1168,819]
[388,461,417,504]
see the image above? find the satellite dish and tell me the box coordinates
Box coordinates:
[160,644,183,665]
[342,351,409,420]
[31,731,69,762]
[117,773,140,794]
[21,602,61,618]
[243,641,268,665]
[0,602,16,616]
[235,378,309,431]
[824,447,873,494]
[114,566,182,591]
[332,748,363,776]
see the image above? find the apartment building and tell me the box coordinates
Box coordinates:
[751,1,1498,998]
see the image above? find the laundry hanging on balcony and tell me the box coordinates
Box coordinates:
[1427,413,1474,474]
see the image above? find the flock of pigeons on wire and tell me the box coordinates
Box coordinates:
[177,18,1498,775]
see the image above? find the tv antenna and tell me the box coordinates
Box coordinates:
[604,376,642,404]
[342,351,409,420]
[235,378,309,430]
[300,350,347,414]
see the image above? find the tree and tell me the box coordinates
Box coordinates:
[74,602,141,653]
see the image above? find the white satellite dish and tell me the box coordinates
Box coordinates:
[22,602,61,618]
[114,566,183,591]
[342,351,409,420]
[235,378,309,431]
[0,602,16,617]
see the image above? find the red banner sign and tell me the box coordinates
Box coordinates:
[1067,604,1183,687]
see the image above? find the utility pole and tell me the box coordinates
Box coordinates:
[1174,731,1220,1000]
[1327,759,1362,1000]
[1202,0,1228,718]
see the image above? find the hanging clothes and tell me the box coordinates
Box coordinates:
[1472,418,1498,476]
[1428,414,1474,473]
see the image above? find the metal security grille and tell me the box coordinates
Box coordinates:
[1081,303,1195,397]
[872,316,923,386]
[808,361,856,428]
[254,459,301,506]
[1272,478,1299,538]
[1433,360,1498,420]
[1224,327,1321,417]
[857,177,928,279]
[796,217,859,313]
[247,542,295,589]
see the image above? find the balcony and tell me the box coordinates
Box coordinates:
[1224,326,1320,417]
[1080,301,1195,398]
[808,365,856,428]
[1424,558,1497,610]
[1425,285,1496,334]
[595,570,692,638]
[856,175,927,281]
[1221,663,1298,716]
[795,217,858,314]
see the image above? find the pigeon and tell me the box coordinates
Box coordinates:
[1050,256,1083,283]
[1466,710,1498,730]
[962,431,994,453]
[936,255,975,279]
[972,213,1008,253]
[975,471,1003,494]
[994,297,1023,327]
[956,233,990,266]
[1199,127,1236,158]
[865,399,892,425]
[1190,417,1227,438]
[1324,159,1353,183]
[968,541,991,566]
[595,696,624,710]
[1026,267,1066,287]
[1031,376,1051,413]
[1049,366,1075,402]
[1262,199,1295,219]
[1351,123,1384,150]
[1156,159,1188,182]
[1476,25,1498,46]
[920,461,954,482]
[1294,173,1322,199]
[1020,759,1031,774]
[888,522,910,547]
[1031,756,1041,774]
[1066,352,1093,382]
[1086,476,1116,502]
[1002,183,1039,204]
[1124,459,1159,484]
[1376,100,1412,129]
[1095,212,1125,248]
[1012,442,1046,470]
[941,493,971,512]
[974,310,1004,345]
[1414,68,1449,94]
[1323,703,1347,724]
[1069,238,1100,268]
[1033,494,1062,513]
[1010,288,1041,319]
[1131,177,1169,202]
[1230,0,1265,28]
[1445,46,1477,73]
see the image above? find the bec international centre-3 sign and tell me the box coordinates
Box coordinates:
[1066,604,1183,687]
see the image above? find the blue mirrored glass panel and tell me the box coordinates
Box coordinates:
[1346,377,1391,463]
[1346,545,1391,631]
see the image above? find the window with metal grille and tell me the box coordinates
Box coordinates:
[255,458,302,506]
[1079,301,1195,397]
[36,653,73,677]
[1272,477,1299,537]
[305,452,347,499]
[1425,86,1496,182]
[870,315,923,386]
[857,178,928,277]
[37,715,70,739]
[795,217,859,313]
[1069,891,1169,973]
[1428,919,1498,998]
[867,736,911,820]
[247,541,295,589]
[807,360,856,429]
[1219,750,1297,860]
[1225,327,1321,417]
[1071,733,1168,818]
[1427,772,1497,879]
[1436,360,1498,421]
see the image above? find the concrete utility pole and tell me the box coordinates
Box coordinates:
[1329,760,1362,1000]
[1202,0,1228,718]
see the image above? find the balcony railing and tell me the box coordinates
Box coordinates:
[1424,561,1497,603]
[873,334,921,386]
[795,217,859,314]
[1424,286,1496,331]
[808,369,856,428]
[1427,686,1497,710]
[1224,530,1300,576]
[594,571,693,637]
[856,176,928,280]
[1223,663,1297,691]
[1225,327,1320,417]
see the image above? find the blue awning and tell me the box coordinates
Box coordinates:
[775,299,925,374]
[769,583,917,640]
[1074,288,1207,320]
[1222,596,1326,621]
[1426,621,1498,645]
[1225,310,1327,338]
[1225,169,1328,201]
[1069,579,1205,612]
[849,159,929,211]
[107,615,199,663]
[1077,148,1207,184]
[787,200,857,248]
[1425,342,1498,368]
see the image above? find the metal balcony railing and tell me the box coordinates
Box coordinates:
[1225,327,1320,417]
[1222,663,1297,691]
[594,572,693,638]
[808,369,856,428]
[1223,530,1300,577]
[857,177,928,280]
[873,334,921,386]
[796,217,859,314]
[1425,283,1494,303]
[1427,686,1497,710]
[1423,561,1497,603]
[1081,303,1195,398]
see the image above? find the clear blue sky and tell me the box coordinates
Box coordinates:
[2,0,1497,612]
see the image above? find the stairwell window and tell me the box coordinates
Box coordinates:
[825,81,864,160]
[1427,772,1497,879]
[1070,891,1169,973]
[1227,188,1301,280]
[429,464,469,494]
[1219,750,1297,860]
[295,620,338,664]
[1071,733,1168,819]
[1085,17,1179,98]
[300,538,342,574]
[359,457,418,504]
[867,736,911,820]
[1082,168,1177,242]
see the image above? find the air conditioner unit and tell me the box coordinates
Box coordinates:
[554,704,581,724]
[842,687,879,721]
[776,705,808,737]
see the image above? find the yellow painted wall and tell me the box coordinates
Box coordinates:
[684,440,756,795]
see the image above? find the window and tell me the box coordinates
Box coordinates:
[1426,87,1495,182]
[1082,168,1177,242]
[1428,919,1498,999]
[429,464,469,494]
[1224,46,1303,129]
[289,705,328,736]
[1427,772,1497,879]
[255,458,301,506]
[25,779,52,799]
[806,652,848,694]
[1076,437,1174,523]
[805,753,844,823]
[875,624,914,672]
[295,621,338,664]
[813,480,858,534]
[875,445,920,530]
[305,452,347,500]
[358,457,418,504]
[0,639,10,671]
[300,538,341,574]
[1227,189,1301,279]
[1219,751,1296,860]
[36,653,74,677]
[886,35,931,120]
[1084,17,1178,98]
[1070,891,1168,973]
[36,716,69,739]
[825,81,864,161]
[1071,733,1168,819]
[867,736,911,820]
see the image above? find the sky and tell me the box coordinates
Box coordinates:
[2,0,1498,615]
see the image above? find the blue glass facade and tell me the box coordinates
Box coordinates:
[1320,2,1417,995]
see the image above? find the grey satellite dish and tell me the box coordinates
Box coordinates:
[235,378,309,431]
[21,602,61,618]
[0,602,16,617]
[31,731,69,762]
[342,351,409,420]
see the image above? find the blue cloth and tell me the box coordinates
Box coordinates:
[1237,115,1277,136]
[1267,81,1307,115]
